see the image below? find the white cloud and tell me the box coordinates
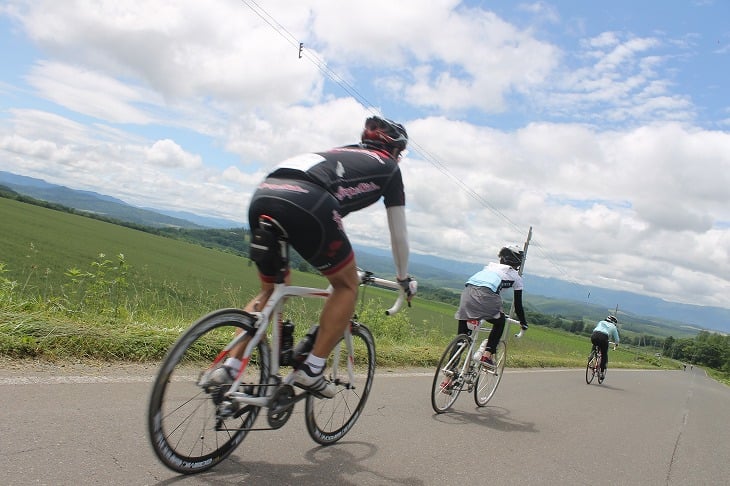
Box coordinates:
[145,139,202,169]
[11,0,323,106]
[1,0,729,312]
[27,62,156,124]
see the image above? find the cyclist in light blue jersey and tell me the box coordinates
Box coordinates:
[591,315,620,379]
[454,246,528,367]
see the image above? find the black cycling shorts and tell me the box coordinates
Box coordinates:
[248,177,354,280]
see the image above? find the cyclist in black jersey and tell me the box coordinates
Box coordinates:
[217,116,417,398]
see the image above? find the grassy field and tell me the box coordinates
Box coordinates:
[0,197,681,372]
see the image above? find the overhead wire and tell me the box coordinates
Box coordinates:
[240,0,523,232]
[239,0,588,293]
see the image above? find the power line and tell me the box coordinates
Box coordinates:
[240,1,522,232]
[239,1,586,292]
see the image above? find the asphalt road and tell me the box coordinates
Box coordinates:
[1,363,728,485]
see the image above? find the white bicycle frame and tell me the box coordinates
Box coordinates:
[448,316,522,376]
[476,316,522,346]
[200,270,406,408]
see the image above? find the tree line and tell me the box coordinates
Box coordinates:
[663,332,730,371]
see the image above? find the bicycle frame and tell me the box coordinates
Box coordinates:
[592,346,602,371]
[147,214,410,473]
[586,341,615,384]
[447,316,521,378]
[200,271,405,409]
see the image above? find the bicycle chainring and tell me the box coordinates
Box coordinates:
[267,385,295,429]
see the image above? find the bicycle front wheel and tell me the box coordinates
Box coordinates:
[474,339,506,406]
[431,334,470,413]
[586,350,597,384]
[305,322,375,445]
[148,309,270,474]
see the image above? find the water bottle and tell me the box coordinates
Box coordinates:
[473,339,488,361]
[292,325,319,366]
[280,320,294,366]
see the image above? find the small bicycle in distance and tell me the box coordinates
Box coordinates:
[431,316,523,413]
[147,216,407,474]
[585,341,616,384]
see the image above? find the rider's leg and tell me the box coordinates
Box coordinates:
[295,258,359,398]
[309,258,359,359]
[596,333,609,372]
[600,343,609,372]
[482,313,506,361]
[219,274,286,372]
[457,319,471,336]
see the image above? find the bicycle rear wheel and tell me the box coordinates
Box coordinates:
[148,309,270,474]
[585,349,597,384]
[305,322,375,445]
[597,355,606,384]
[431,334,470,413]
[474,339,506,406]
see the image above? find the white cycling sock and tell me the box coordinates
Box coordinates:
[304,354,325,374]
[223,357,242,370]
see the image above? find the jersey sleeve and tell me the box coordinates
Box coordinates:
[382,168,405,207]
[386,205,409,279]
[511,271,524,291]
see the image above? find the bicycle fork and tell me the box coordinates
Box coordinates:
[443,340,476,390]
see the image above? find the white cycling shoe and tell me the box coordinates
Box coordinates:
[294,363,336,398]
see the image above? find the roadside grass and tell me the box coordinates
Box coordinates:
[0,197,686,373]
[0,280,680,372]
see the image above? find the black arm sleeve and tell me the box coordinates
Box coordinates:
[513,289,527,326]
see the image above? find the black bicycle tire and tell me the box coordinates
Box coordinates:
[305,322,376,445]
[474,339,507,406]
[586,349,597,384]
[431,334,470,413]
[147,309,269,474]
[597,351,605,384]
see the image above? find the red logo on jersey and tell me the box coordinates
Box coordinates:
[334,182,380,201]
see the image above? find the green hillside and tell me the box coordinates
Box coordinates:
[0,196,702,373]
[1,197,257,312]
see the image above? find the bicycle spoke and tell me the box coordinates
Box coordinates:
[305,323,375,445]
[474,339,506,406]
[586,349,597,384]
[431,335,470,413]
[148,310,267,474]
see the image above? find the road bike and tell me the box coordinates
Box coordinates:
[431,316,523,413]
[147,216,407,474]
[585,342,616,384]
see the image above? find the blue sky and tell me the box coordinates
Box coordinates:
[1,0,729,315]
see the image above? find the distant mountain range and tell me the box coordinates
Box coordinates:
[2,169,728,334]
[0,171,243,229]
[353,246,730,334]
